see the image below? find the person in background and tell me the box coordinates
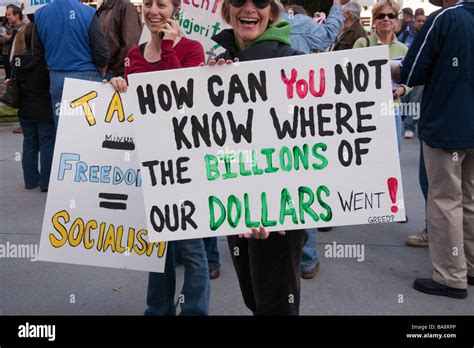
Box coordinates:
[332,1,367,51]
[281,0,343,54]
[204,237,220,279]
[354,0,409,152]
[399,0,474,299]
[33,0,109,129]
[404,0,460,248]
[10,23,55,192]
[1,5,26,134]
[401,12,426,140]
[211,0,307,315]
[397,7,413,36]
[0,4,25,80]
[97,0,142,78]
[399,11,425,48]
[109,0,210,315]
[281,0,342,279]
[397,7,415,45]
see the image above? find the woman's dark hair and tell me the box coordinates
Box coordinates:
[6,4,23,21]
[286,4,308,16]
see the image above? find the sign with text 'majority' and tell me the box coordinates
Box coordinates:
[38,79,166,272]
[128,46,406,243]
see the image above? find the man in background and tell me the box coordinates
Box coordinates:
[400,0,474,298]
[34,0,109,129]
[97,0,142,78]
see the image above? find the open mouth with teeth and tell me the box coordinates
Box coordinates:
[239,17,260,27]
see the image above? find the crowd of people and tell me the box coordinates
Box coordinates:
[1,0,473,314]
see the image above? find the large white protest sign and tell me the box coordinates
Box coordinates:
[139,0,228,60]
[128,46,406,242]
[38,79,166,272]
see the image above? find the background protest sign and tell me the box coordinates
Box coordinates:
[128,46,406,243]
[38,79,166,272]
[21,0,52,15]
[139,0,228,60]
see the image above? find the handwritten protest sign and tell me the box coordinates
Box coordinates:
[139,0,228,59]
[128,46,406,243]
[21,0,52,14]
[38,79,166,272]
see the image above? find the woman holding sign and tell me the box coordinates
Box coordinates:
[109,0,210,316]
[209,0,307,315]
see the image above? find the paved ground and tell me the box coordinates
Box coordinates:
[1,121,473,316]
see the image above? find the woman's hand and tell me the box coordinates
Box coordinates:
[239,226,286,240]
[200,58,233,67]
[106,76,128,93]
[160,18,180,41]
[393,86,406,99]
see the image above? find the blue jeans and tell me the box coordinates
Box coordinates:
[145,238,210,315]
[19,119,56,190]
[301,229,319,272]
[394,107,403,153]
[204,237,220,269]
[49,71,103,129]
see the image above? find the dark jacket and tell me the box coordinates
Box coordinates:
[400,2,474,149]
[97,0,142,76]
[14,51,53,122]
[212,22,307,316]
[212,23,302,62]
[332,21,367,51]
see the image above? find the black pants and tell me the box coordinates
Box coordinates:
[227,229,307,315]
[3,55,11,80]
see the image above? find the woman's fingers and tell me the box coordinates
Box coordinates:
[208,60,217,66]
[217,58,226,65]
[109,77,128,93]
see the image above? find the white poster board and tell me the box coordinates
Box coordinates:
[21,0,51,15]
[139,0,228,60]
[38,79,167,272]
[128,46,406,242]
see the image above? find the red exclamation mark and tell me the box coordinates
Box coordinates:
[387,177,398,213]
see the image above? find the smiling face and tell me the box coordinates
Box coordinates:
[229,0,274,50]
[6,7,20,26]
[143,0,177,34]
[374,5,397,36]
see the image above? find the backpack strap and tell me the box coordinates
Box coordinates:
[364,36,371,47]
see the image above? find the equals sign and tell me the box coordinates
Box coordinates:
[99,193,128,210]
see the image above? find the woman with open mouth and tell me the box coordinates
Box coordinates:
[210,0,307,315]
[109,0,210,316]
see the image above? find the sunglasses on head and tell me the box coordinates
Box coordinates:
[229,0,272,9]
[375,12,397,20]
